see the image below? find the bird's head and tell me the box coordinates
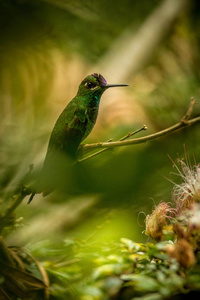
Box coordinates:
[77,73,128,100]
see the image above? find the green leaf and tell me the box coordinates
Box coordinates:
[121,238,143,252]
[132,293,162,300]
[121,274,160,292]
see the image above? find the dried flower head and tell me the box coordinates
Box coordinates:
[145,202,176,241]
[172,160,200,213]
[166,239,196,269]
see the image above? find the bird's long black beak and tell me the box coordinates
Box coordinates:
[105,83,129,88]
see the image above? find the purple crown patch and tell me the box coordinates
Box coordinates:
[91,73,107,86]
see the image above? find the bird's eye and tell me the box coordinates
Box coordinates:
[86,82,96,89]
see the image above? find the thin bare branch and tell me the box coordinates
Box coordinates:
[79,98,199,155]
[181,97,197,123]
[77,125,147,162]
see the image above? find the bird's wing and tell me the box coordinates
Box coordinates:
[46,101,87,150]
[67,107,88,130]
[38,103,89,196]
[63,106,88,156]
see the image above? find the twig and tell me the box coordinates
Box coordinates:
[0,186,32,234]
[181,97,196,124]
[76,138,113,163]
[77,125,147,163]
[79,98,199,155]
[4,188,31,218]
[0,173,33,234]
[118,125,148,141]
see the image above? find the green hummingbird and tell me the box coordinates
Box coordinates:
[29,73,128,201]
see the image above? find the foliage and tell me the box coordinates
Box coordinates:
[25,159,200,300]
[27,235,200,300]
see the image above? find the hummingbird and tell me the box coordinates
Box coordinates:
[29,73,128,202]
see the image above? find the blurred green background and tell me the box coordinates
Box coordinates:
[0,0,200,247]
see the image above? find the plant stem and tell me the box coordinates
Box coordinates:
[79,98,199,155]
[77,125,147,163]
[0,186,31,234]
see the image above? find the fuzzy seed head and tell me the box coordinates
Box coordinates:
[145,202,176,241]
[172,161,200,213]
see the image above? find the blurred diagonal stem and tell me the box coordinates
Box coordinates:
[95,0,188,82]
[79,98,199,157]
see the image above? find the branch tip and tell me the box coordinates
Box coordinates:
[181,97,197,124]
[143,124,148,130]
[79,97,199,156]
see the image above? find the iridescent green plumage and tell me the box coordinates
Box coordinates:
[29,74,128,200]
